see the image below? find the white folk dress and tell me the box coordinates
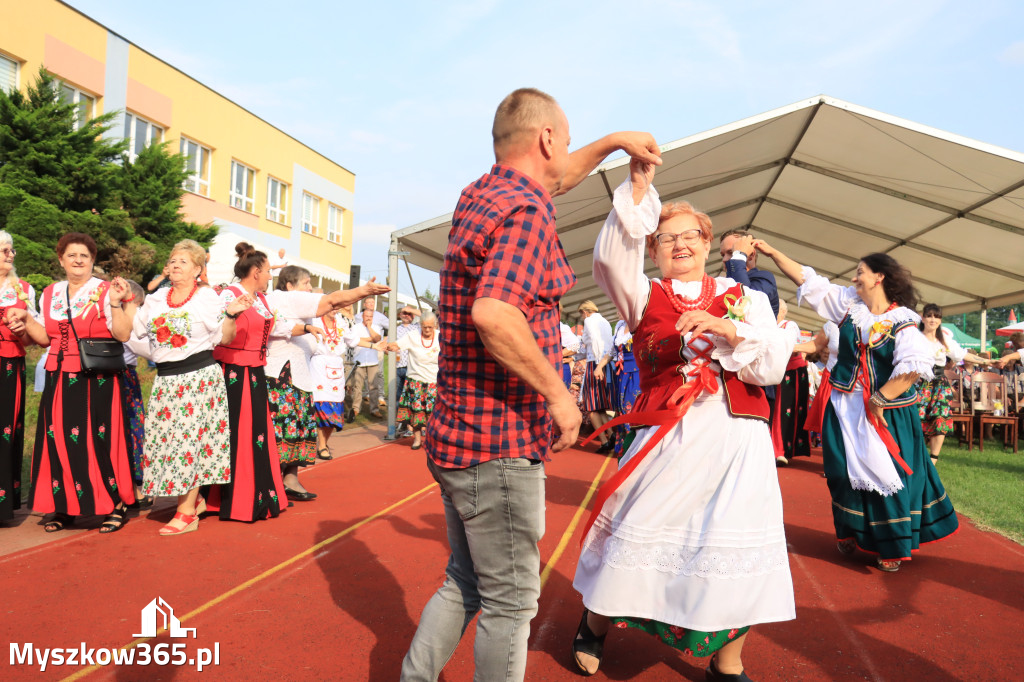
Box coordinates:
[573,179,797,633]
[131,286,232,497]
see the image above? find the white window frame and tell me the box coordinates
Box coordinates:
[230,160,256,213]
[266,177,289,224]
[302,192,320,235]
[123,112,164,162]
[327,204,344,244]
[58,82,95,130]
[180,137,212,197]
[0,53,18,94]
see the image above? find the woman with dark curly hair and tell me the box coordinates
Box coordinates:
[917,303,992,464]
[755,243,960,572]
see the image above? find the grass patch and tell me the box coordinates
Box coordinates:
[938,435,1024,544]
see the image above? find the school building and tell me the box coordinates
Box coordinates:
[0,0,354,290]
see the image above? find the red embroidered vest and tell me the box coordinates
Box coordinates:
[212,287,273,367]
[42,282,115,373]
[631,280,769,422]
[0,279,32,358]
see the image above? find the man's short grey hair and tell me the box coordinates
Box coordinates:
[492,88,560,152]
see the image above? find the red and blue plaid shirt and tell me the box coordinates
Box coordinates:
[426,165,577,468]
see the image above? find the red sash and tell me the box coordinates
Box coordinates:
[857,344,912,475]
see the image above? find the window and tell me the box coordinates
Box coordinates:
[59,83,95,129]
[0,54,19,94]
[230,161,256,213]
[123,112,163,161]
[327,204,344,244]
[266,177,289,223]
[302,193,320,235]
[180,137,211,197]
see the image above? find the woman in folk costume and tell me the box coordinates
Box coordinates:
[917,303,991,464]
[309,309,349,461]
[264,265,331,503]
[121,279,150,506]
[130,240,251,534]
[771,301,811,466]
[0,230,36,523]
[387,311,441,450]
[756,242,959,572]
[796,320,840,443]
[609,316,641,457]
[9,233,136,533]
[571,161,796,682]
[212,244,389,519]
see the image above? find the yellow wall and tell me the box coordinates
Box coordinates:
[1,0,354,280]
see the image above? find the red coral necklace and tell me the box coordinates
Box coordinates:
[661,275,716,313]
[167,282,198,309]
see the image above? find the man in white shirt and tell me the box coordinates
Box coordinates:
[346,309,384,419]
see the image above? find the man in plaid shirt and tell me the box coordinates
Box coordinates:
[401,88,660,682]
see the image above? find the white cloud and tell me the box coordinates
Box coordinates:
[1000,41,1024,65]
[351,223,400,248]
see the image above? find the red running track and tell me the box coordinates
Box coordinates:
[1,433,1023,681]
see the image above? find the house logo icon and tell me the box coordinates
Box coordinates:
[133,597,197,638]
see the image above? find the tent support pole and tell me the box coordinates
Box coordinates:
[980,305,988,356]
[403,256,423,312]
[385,238,401,440]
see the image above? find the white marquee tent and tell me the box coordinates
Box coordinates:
[388,95,1024,343]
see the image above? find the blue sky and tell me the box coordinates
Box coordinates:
[66,0,1024,298]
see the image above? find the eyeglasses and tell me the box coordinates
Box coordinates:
[0,248,15,257]
[654,230,703,247]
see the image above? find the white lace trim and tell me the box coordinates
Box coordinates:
[584,528,790,580]
[849,476,904,497]
[847,302,920,331]
[713,320,765,372]
[892,359,934,382]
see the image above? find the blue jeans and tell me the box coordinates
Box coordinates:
[396,366,408,402]
[400,456,546,682]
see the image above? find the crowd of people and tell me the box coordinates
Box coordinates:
[0,231,406,534]
[2,87,1021,682]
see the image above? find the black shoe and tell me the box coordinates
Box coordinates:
[572,609,606,676]
[595,440,615,454]
[284,488,318,502]
[706,655,754,681]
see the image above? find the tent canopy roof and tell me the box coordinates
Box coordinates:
[394,96,1024,332]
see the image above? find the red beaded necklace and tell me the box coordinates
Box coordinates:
[660,275,716,313]
[166,281,199,309]
[420,332,435,348]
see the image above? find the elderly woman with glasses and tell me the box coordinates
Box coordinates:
[570,162,796,681]
[916,303,991,464]
[0,233,36,523]
[6,233,137,533]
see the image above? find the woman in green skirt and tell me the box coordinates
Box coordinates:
[756,242,959,572]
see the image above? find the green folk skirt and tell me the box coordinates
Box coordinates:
[821,400,959,560]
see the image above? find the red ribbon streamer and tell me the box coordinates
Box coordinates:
[857,344,912,476]
[579,361,719,545]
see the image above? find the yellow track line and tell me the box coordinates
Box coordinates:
[540,456,613,591]
[60,482,438,682]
